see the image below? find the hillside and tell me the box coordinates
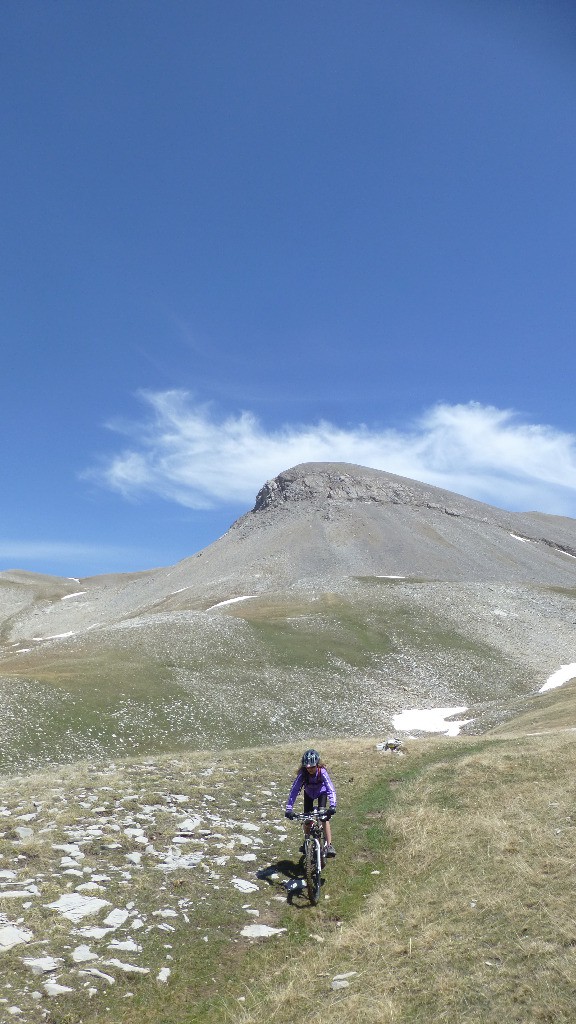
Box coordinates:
[0,462,575,772]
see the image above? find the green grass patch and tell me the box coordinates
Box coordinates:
[228,730,576,1024]
[0,589,533,773]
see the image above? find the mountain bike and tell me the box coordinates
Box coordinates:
[290,808,330,905]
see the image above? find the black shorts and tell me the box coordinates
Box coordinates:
[304,792,327,814]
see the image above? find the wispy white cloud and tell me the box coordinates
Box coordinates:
[83,391,576,516]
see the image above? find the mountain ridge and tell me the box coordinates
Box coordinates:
[2,462,576,588]
[220,462,576,587]
[252,462,513,517]
[0,462,575,772]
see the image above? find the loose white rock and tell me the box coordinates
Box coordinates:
[46,893,110,922]
[233,834,256,847]
[44,980,74,997]
[240,924,287,939]
[178,815,202,832]
[75,926,114,939]
[71,945,98,963]
[105,959,150,975]
[14,827,33,840]
[156,849,203,871]
[78,967,115,984]
[53,844,84,858]
[0,890,38,899]
[0,926,33,951]
[232,878,259,893]
[23,957,63,974]
[102,908,129,928]
[108,939,141,952]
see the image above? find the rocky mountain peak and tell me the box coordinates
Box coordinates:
[253,462,490,519]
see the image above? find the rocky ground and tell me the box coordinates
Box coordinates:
[0,751,312,1021]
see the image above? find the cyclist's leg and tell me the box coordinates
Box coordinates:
[315,793,331,845]
[303,793,314,837]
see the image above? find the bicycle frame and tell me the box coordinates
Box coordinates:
[290,808,329,905]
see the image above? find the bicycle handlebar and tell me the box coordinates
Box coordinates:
[289,809,330,822]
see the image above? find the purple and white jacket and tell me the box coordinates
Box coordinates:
[285,766,337,812]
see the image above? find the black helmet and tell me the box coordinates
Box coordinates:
[301,748,320,768]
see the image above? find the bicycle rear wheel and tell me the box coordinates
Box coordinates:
[305,838,321,905]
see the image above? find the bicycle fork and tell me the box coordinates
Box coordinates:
[310,835,325,870]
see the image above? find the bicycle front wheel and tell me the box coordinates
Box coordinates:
[305,838,321,905]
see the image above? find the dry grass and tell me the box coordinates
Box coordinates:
[231,730,576,1024]
[490,678,576,737]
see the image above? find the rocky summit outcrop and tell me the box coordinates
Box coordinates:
[226,463,576,586]
[254,463,496,516]
[250,462,576,546]
[0,462,575,770]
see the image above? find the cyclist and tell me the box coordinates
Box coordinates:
[285,749,337,857]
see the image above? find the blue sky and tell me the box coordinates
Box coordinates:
[2,0,576,577]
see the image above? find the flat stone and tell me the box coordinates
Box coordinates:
[71,945,98,963]
[23,957,63,975]
[44,980,74,997]
[14,828,33,841]
[232,877,258,893]
[102,908,129,928]
[240,924,286,939]
[46,893,110,922]
[104,958,150,975]
[0,926,33,952]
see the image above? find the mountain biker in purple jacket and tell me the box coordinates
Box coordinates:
[285,749,337,857]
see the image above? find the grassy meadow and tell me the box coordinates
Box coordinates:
[1,680,576,1023]
[0,589,530,774]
